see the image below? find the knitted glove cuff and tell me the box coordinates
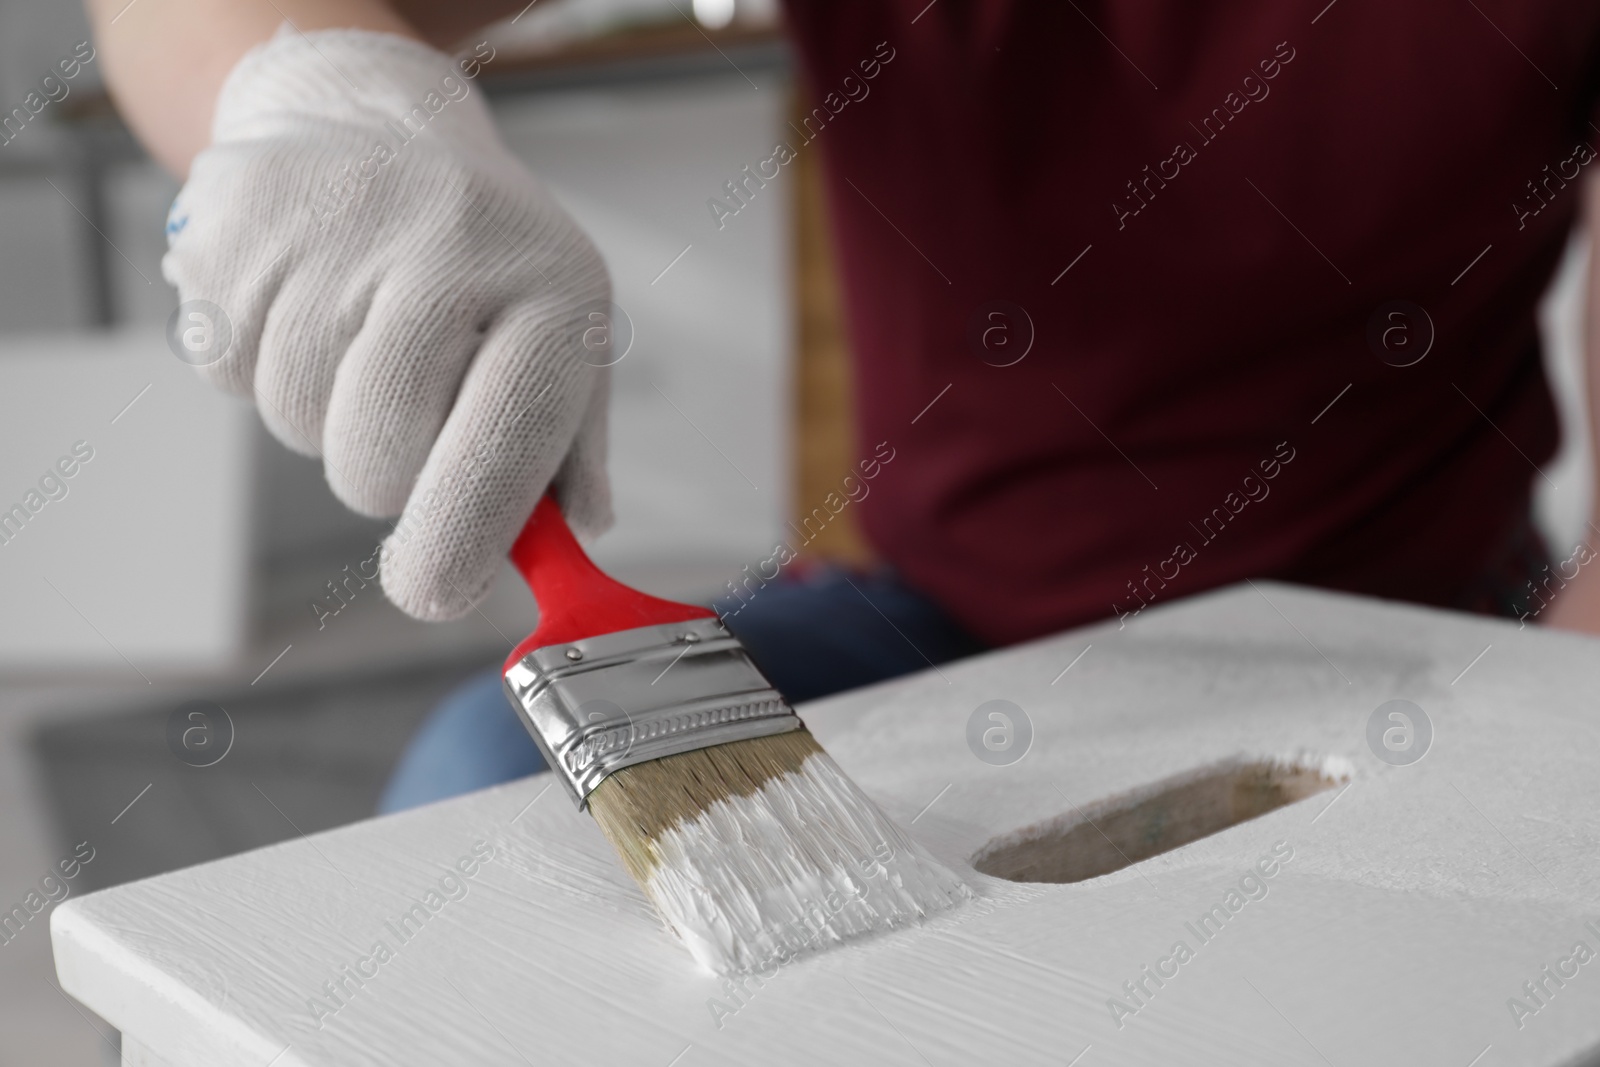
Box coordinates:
[212,25,503,157]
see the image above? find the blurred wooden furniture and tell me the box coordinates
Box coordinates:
[790,98,872,565]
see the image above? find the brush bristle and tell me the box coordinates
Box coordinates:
[587,729,970,974]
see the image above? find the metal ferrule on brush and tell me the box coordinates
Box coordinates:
[503,616,803,808]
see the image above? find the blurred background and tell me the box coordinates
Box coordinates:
[0,0,887,1061]
[0,0,1591,1063]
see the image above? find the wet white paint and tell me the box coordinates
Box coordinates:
[644,750,971,974]
[51,583,1600,1065]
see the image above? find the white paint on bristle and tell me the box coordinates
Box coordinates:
[1268,749,1356,783]
[645,750,971,974]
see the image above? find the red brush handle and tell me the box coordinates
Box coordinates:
[504,494,714,670]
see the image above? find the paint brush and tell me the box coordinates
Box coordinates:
[502,494,970,973]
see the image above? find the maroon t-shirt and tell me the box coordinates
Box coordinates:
[781,0,1598,645]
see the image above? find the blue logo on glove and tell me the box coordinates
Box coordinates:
[164,197,188,244]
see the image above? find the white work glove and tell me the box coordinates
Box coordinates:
[163,27,613,620]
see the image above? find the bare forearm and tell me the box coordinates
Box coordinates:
[85,0,434,176]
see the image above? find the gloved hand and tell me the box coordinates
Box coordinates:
[163,27,613,621]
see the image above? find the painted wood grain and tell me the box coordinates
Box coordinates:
[51,582,1600,1066]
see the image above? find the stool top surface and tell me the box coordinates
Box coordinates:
[51,583,1600,1066]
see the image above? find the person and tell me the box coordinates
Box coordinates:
[88,0,1600,811]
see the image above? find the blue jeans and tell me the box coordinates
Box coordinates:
[378,566,986,813]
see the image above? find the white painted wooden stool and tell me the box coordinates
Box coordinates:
[52,583,1600,1065]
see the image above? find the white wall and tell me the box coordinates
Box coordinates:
[492,79,793,584]
[0,331,253,670]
